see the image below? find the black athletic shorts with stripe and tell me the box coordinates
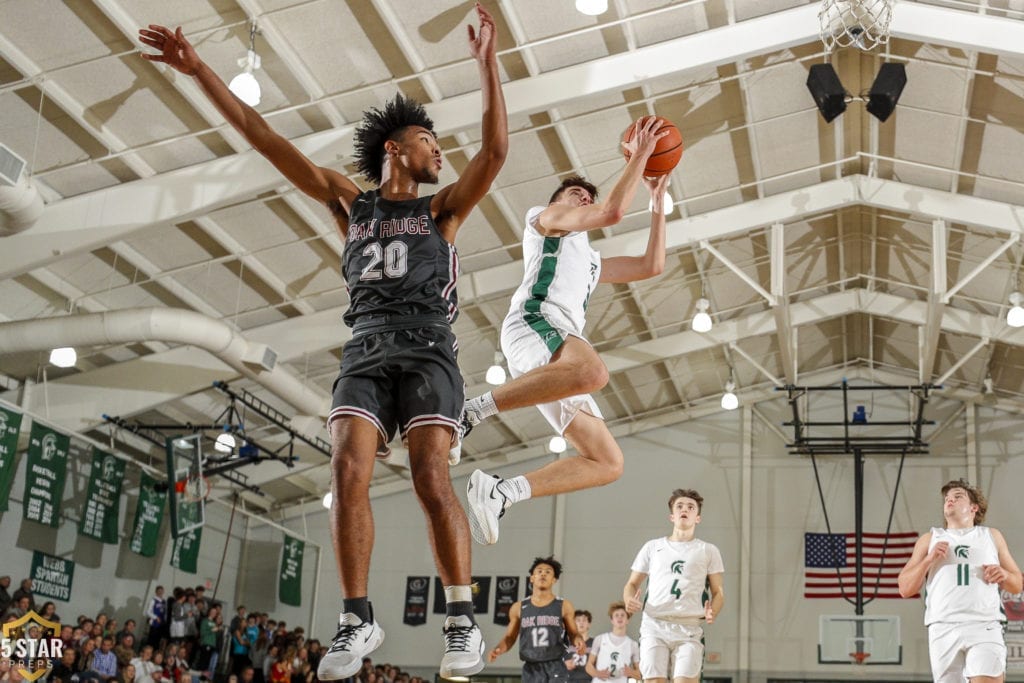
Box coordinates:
[328,314,463,453]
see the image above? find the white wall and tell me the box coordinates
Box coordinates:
[282,391,1024,682]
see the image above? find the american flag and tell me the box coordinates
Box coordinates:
[804,531,918,599]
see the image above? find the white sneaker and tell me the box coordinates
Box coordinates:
[439,615,485,679]
[317,610,385,681]
[466,470,508,545]
[448,405,482,466]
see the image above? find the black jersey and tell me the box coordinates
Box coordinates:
[519,597,566,663]
[341,190,459,328]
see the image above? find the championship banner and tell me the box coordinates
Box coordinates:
[402,576,430,626]
[30,550,74,602]
[0,405,23,512]
[494,575,520,625]
[129,473,165,556]
[170,527,202,574]
[433,576,490,614]
[78,449,125,543]
[22,423,69,527]
[279,535,304,606]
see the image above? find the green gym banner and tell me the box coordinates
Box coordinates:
[0,406,23,512]
[22,422,70,526]
[170,527,202,574]
[79,448,125,543]
[129,472,165,556]
[30,550,74,602]
[279,535,304,606]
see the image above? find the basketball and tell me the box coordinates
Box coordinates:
[622,116,683,177]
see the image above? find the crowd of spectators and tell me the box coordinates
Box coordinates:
[0,579,374,683]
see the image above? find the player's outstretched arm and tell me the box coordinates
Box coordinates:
[622,572,646,614]
[139,25,359,214]
[585,651,609,680]
[487,601,521,662]
[985,528,1023,593]
[539,117,666,235]
[433,3,508,236]
[898,532,941,598]
[562,599,586,652]
[599,174,669,283]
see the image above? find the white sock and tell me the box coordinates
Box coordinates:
[444,585,473,603]
[467,392,498,421]
[497,475,532,504]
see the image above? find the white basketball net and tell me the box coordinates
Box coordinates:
[819,0,893,53]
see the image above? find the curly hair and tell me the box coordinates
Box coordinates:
[353,94,435,186]
[548,175,599,205]
[941,479,988,525]
[529,556,563,579]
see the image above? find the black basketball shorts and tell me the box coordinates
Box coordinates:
[521,660,569,683]
[328,323,464,450]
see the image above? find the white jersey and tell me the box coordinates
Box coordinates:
[631,536,724,625]
[590,632,638,683]
[505,206,601,337]
[924,525,1003,625]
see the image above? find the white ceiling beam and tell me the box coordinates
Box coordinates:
[942,232,1020,304]
[770,222,796,384]
[5,2,1022,276]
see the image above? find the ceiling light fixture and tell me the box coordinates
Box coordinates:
[214,430,236,454]
[1008,292,1024,328]
[721,380,739,411]
[229,22,262,106]
[692,298,712,333]
[575,0,608,16]
[49,347,77,368]
[548,436,567,453]
[322,492,333,509]
[485,351,507,386]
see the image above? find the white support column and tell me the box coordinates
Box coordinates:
[921,220,948,383]
[738,404,753,681]
[965,401,978,483]
[770,222,796,384]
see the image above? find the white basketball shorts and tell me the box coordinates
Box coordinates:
[928,620,1005,682]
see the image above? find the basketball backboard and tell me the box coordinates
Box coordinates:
[819,614,901,665]
[165,434,206,538]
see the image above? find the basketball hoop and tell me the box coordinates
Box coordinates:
[819,0,893,53]
[175,475,211,502]
[849,650,871,675]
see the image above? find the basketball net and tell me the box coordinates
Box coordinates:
[819,0,893,53]
[849,650,871,675]
[176,475,211,502]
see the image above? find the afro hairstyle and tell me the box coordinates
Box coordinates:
[353,93,435,186]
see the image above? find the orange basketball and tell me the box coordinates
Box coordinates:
[622,116,683,177]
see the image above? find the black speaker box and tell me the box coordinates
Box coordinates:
[806,63,847,123]
[867,63,907,122]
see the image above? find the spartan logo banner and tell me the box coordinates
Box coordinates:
[0,406,23,512]
[403,576,429,626]
[0,610,64,681]
[23,423,69,527]
[79,448,125,544]
[494,576,519,625]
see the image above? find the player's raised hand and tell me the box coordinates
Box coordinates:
[139,25,201,76]
[928,541,950,566]
[982,563,1007,585]
[622,116,668,161]
[468,2,497,63]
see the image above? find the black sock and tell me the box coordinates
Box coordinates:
[343,597,371,623]
[446,600,474,621]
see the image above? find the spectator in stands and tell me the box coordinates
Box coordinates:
[12,578,34,612]
[92,638,118,679]
[116,620,138,650]
[131,645,160,683]
[48,647,78,683]
[118,662,137,683]
[76,637,98,674]
[114,633,137,668]
[39,601,59,623]
[144,587,167,649]
[248,632,269,683]
[4,595,30,620]
[0,575,12,615]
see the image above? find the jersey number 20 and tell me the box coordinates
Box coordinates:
[360,241,409,280]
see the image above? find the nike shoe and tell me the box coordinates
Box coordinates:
[317,609,384,681]
[439,615,485,679]
[448,405,481,466]
[466,470,508,545]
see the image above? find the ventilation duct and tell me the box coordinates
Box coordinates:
[0,144,43,235]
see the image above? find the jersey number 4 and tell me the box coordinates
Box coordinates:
[360,241,409,280]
